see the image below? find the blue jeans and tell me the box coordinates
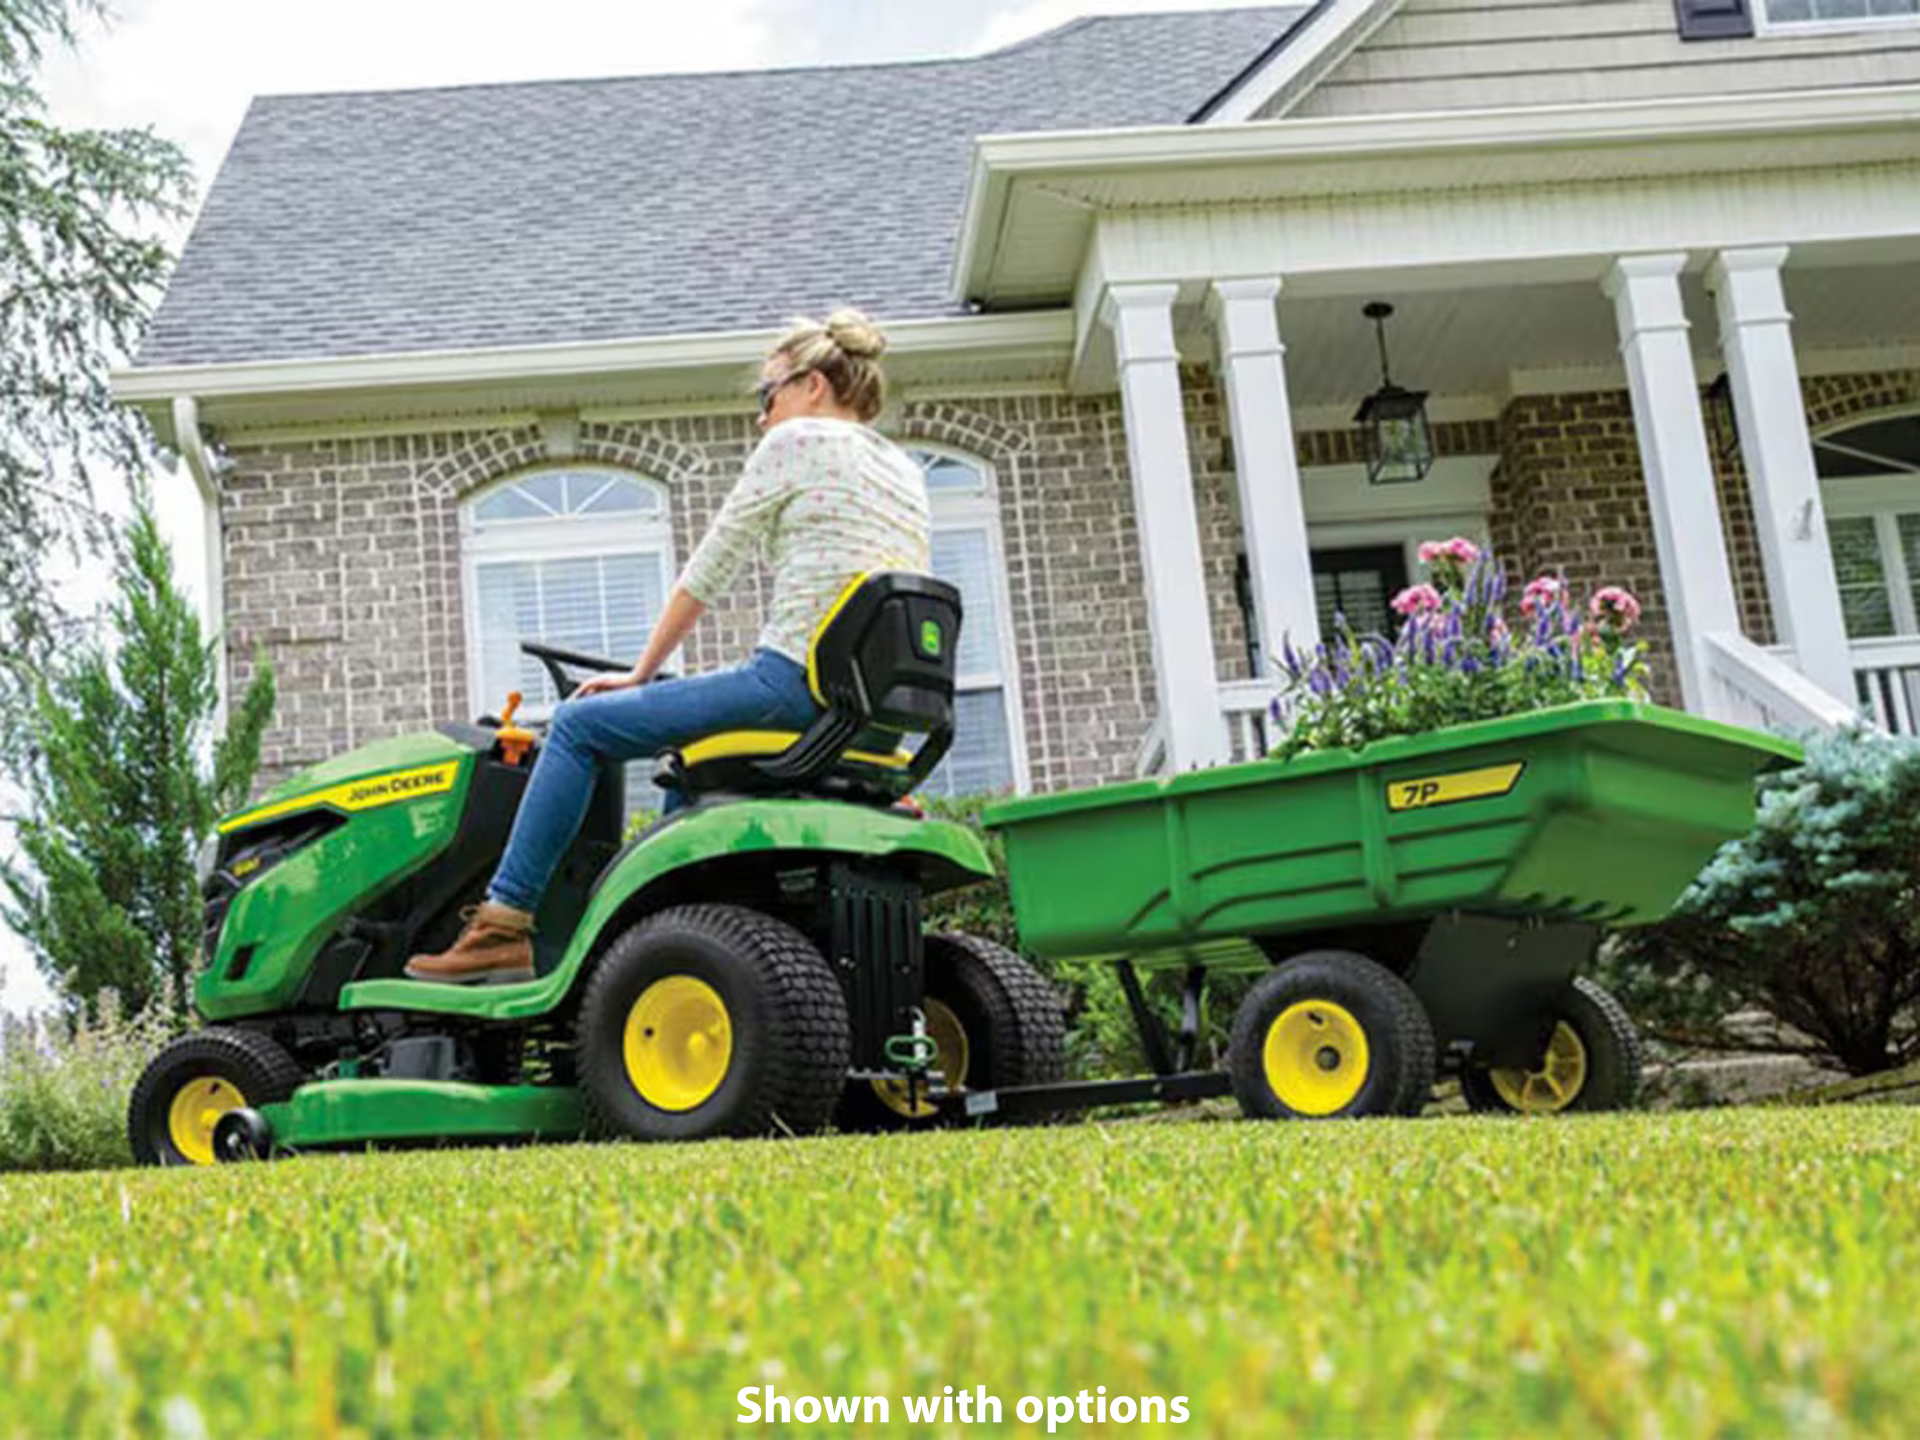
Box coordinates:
[487,648,819,912]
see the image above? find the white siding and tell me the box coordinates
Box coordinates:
[1262,0,1920,118]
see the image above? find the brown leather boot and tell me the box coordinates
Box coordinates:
[404,902,535,984]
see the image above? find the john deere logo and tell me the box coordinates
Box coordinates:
[920,620,942,657]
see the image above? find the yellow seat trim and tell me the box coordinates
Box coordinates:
[804,571,874,707]
[679,729,912,770]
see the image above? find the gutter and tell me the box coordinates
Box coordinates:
[113,311,1074,423]
[171,395,229,728]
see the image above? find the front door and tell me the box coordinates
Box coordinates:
[1235,543,1410,675]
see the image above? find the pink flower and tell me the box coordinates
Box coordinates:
[1391,584,1443,617]
[1590,586,1642,629]
[1418,537,1481,568]
[1521,575,1566,616]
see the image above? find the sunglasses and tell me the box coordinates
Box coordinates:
[756,370,809,416]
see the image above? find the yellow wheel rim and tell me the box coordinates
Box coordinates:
[873,999,969,1120]
[1489,1021,1589,1114]
[1263,1000,1370,1116]
[166,1076,247,1166]
[623,976,733,1112]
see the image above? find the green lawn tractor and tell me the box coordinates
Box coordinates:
[129,572,1064,1166]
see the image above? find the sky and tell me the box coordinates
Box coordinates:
[0,0,1256,1014]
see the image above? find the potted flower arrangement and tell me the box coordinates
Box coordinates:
[1271,537,1649,760]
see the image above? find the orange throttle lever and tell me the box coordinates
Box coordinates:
[495,691,537,766]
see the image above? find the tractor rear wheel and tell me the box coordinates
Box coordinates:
[839,931,1066,1130]
[1229,951,1436,1120]
[129,1028,304,1166]
[577,904,849,1142]
[1460,976,1644,1115]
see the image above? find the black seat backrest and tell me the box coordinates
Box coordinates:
[810,571,963,735]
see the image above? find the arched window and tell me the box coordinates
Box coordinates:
[909,448,1029,797]
[1817,413,1920,639]
[461,468,675,716]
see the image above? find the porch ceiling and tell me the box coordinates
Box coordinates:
[1218,249,1920,418]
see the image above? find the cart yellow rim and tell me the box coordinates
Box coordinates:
[1264,1000,1370,1115]
[1489,1021,1588,1114]
[873,999,969,1119]
[624,976,733,1111]
[167,1076,247,1166]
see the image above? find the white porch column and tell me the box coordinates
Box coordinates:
[1101,282,1227,769]
[1206,277,1321,673]
[1707,247,1856,704]
[1603,255,1743,715]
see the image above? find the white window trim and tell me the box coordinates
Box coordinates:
[909,443,1033,797]
[459,467,676,721]
[1817,411,1920,637]
[1756,1,1920,39]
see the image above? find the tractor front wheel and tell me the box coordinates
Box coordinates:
[1229,951,1436,1120]
[1460,976,1644,1115]
[128,1028,304,1167]
[577,904,850,1143]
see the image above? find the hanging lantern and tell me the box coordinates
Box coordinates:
[1354,301,1433,486]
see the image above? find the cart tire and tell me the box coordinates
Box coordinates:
[129,1028,305,1167]
[839,932,1066,1130]
[577,904,850,1142]
[1460,976,1643,1115]
[1229,952,1435,1120]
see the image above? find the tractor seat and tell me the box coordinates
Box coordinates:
[656,571,962,806]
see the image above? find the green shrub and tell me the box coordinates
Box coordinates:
[0,989,176,1172]
[1606,725,1920,1077]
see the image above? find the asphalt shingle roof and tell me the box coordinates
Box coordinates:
[136,7,1306,368]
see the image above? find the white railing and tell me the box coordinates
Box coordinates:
[1705,632,1857,737]
[1848,635,1920,736]
[1132,716,1167,779]
[1219,678,1285,763]
[1135,679,1284,777]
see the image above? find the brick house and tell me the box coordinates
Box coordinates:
[115,1,1920,804]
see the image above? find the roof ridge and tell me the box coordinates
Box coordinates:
[247,6,1295,107]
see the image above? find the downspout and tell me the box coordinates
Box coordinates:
[171,395,229,730]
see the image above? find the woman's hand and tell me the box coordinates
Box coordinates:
[573,667,646,699]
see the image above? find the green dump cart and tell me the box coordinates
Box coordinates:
[974,699,1797,1121]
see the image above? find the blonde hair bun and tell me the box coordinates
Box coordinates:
[825,308,887,360]
[769,308,889,421]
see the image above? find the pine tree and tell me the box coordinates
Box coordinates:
[0,1,192,743]
[0,490,273,1017]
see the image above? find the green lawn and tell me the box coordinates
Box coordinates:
[2,1109,1916,1437]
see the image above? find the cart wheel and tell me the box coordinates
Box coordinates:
[838,932,1066,1130]
[128,1028,304,1167]
[1229,952,1435,1120]
[1461,976,1644,1115]
[577,904,850,1142]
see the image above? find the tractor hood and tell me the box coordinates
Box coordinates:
[223,729,485,836]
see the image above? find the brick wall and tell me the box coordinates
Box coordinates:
[1481,369,1919,709]
[1487,389,1781,706]
[222,367,1916,800]
[224,394,1165,798]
